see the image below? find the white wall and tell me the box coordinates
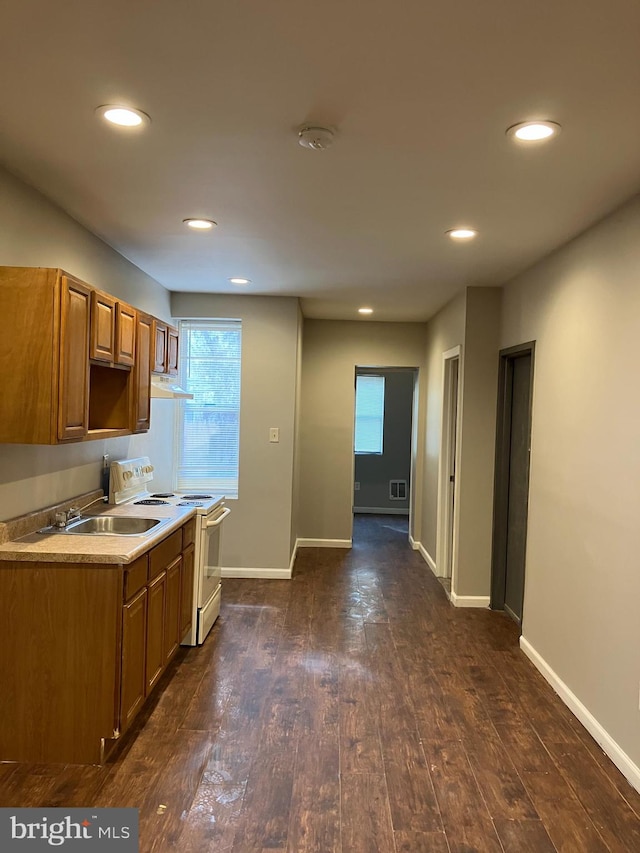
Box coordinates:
[456,287,501,596]
[500,193,640,776]
[170,292,300,573]
[419,287,501,599]
[0,166,172,522]
[420,293,466,560]
[299,320,426,543]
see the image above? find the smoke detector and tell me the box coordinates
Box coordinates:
[297,126,335,150]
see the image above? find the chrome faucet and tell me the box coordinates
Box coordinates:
[54,495,107,528]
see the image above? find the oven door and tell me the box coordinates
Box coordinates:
[198,504,230,606]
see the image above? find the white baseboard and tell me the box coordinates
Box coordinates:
[409,534,419,550]
[296,538,352,548]
[450,592,490,608]
[520,636,640,794]
[221,567,292,579]
[417,542,438,576]
[289,541,299,575]
[353,507,409,515]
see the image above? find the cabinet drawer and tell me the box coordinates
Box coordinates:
[182,517,196,549]
[124,554,148,601]
[149,530,182,580]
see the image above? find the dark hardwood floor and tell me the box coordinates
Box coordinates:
[2,514,640,851]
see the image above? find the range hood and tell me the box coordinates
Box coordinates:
[149,375,193,399]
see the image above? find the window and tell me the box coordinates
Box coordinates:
[354,374,385,454]
[175,319,242,497]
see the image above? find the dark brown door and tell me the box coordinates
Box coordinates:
[491,343,534,626]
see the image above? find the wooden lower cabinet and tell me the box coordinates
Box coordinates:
[145,570,167,693]
[0,519,197,765]
[180,544,195,638]
[120,586,148,732]
[165,555,182,663]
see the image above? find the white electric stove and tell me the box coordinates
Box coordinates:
[109,457,230,645]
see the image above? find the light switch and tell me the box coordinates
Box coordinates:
[269,427,279,443]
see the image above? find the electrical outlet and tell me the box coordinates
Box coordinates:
[354,481,360,491]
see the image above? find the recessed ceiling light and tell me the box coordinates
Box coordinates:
[95,105,150,128]
[506,120,561,142]
[358,307,374,315]
[446,228,477,240]
[183,219,217,230]
[229,277,251,285]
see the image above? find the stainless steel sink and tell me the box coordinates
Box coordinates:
[40,516,166,536]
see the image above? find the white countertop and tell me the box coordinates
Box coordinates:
[0,502,196,565]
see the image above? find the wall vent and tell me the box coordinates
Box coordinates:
[389,479,407,500]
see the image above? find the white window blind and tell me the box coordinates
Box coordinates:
[175,319,242,497]
[354,374,385,454]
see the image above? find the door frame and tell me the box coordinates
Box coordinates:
[351,365,419,542]
[436,346,462,586]
[490,341,535,618]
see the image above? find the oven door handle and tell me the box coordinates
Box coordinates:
[205,507,231,528]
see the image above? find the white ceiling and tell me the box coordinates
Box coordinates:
[1,0,639,321]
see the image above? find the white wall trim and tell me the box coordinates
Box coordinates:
[353,507,409,515]
[450,592,490,608]
[520,636,640,793]
[416,541,437,576]
[409,534,419,550]
[296,538,352,548]
[435,345,463,587]
[289,540,299,575]
[222,567,292,579]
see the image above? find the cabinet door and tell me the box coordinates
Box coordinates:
[121,587,147,733]
[153,321,167,373]
[167,326,179,375]
[164,555,182,664]
[90,290,116,362]
[180,544,195,639]
[116,302,136,366]
[132,312,152,433]
[146,570,166,692]
[57,275,90,441]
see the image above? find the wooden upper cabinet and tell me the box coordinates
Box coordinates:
[153,321,167,373]
[0,266,169,444]
[115,302,136,366]
[90,290,116,362]
[152,320,179,374]
[90,292,135,367]
[167,326,179,375]
[132,312,152,433]
[57,275,91,441]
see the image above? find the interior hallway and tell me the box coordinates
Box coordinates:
[1,515,639,851]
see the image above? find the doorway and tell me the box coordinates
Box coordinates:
[491,342,535,626]
[436,347,461,591]
[352,367,417,542]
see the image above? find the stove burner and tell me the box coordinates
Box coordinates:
[180,494,213,500]
[151,492,175,498]
[134,499,170,505]
[178,501,204,507]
